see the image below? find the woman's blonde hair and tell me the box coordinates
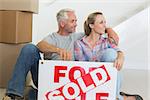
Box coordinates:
[84,12,103,36]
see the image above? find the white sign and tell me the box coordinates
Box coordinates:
[38,60,117,100]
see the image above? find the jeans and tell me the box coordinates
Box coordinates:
[6,44,41,98]
[101,48,123,100]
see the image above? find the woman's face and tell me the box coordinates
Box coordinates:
[91,14,106,35]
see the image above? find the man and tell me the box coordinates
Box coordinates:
[3,8,85,100]
[3,8,139,100]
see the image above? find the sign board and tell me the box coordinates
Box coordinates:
[38,60,117,100]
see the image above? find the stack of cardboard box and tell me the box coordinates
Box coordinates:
[0,0,39,88]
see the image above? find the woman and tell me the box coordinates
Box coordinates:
[74,12,143,100]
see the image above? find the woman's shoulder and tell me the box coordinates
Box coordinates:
[75,35,86,45]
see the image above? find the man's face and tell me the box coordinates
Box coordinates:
[64,12,77,33]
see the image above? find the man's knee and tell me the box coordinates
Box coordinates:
[101,48,117,62]
[21,44,39,55]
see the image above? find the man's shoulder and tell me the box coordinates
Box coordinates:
[72,32,84,35]
[71,32,84,40]
[42,32,57,42]
[45,32,57,38]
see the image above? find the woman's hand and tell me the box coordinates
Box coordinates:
[114,51,124,71]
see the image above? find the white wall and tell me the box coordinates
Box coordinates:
[32,0,147,44]
[114,7,149,70]
[148,8,150,99]
[148,7,150,70]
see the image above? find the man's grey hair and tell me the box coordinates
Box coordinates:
[56,8,74,23]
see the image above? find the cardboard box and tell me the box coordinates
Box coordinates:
[0,43,27,88]
[0,12,2,41]
[0,11,32,44]
[0,0,39,13]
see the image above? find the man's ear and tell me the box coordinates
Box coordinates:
[60,21,66,27]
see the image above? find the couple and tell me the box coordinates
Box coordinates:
[3,8,143,100]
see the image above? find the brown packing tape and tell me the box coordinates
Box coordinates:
[0,0,39,13]
[0,11,2,41]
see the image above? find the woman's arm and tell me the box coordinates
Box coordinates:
[106,28,119,45]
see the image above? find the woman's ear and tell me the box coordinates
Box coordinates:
[89,24,94,29]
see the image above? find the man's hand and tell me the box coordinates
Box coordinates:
[56,48,72,61]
